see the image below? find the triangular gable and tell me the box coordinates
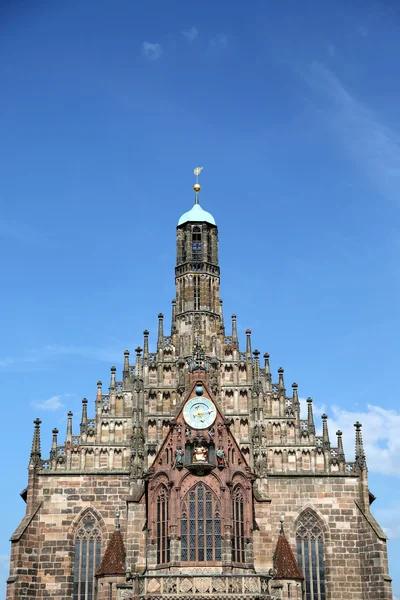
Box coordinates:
[148,379,252,478]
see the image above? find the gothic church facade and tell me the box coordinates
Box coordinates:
[7,179,393,600]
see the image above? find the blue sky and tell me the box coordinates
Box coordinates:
[1,0,400,595]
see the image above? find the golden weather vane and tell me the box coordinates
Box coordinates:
[193,166,203,202]
[194,166,203,181]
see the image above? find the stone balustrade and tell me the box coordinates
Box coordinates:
[118,573,273,600]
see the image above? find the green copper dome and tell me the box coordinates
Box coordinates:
[178,203,216,226]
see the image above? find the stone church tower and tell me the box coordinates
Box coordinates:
[7,173,393,600]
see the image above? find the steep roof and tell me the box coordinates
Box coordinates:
[273,533,304,580]
[96,529,126,577]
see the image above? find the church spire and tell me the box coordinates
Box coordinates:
[174,167,222,353]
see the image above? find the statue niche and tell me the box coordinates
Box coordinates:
[185,436,215,475]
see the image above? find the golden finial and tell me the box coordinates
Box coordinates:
[193,166,203,202]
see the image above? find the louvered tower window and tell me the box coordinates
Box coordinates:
[296,510,326,600]
[192,226,202,261]
[156,487,170,564]
[73,513,102,600]
[232,487,245,563]
[181,483,221,562]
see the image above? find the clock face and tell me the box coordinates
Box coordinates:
[183,397,216,429]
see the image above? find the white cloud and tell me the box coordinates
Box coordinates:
[0,554,9,567]
[358,24,368,37]
[300,399,400,477]
[209,34,228,48]
[327,43,335,58]
[32,394,65,411]
[373,508,400,540]
[301,63,400,201]
[43,344,122,363]
[182,27,198,42]
[0,220,47,245]
[142,41,162,61]
[0,344,123,372]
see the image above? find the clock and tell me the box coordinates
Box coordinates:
[183,396,216,429]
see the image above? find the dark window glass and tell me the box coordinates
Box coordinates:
[192,227,202,261]
[156,487,170,565]
[296,510,326,600]
[232,488,245,563]
[181,483,221,562]
[73,515,101,600]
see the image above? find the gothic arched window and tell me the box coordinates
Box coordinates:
[207,231,212,262]
[181,483,221,562]
[232,487,245,563]
[156,487,170,565]
[73,513,102,600]
[296,510,326,600]
[192,226,202,261]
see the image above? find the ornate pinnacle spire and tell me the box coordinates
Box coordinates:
[292,382,299,404]
[354,421,367,471]
[30,418,42,468]
[264,353,271,383]
[220,299,224,330]
[307,397,315,434]
[278,367,285,391]
[157,313,164,350]
[66,411,73,443]
[52,428,58,449]
[50,428,58,461]
[322,414,331,450]
[96,380,103,402]
[245,329,252,357]
[337,430,345,462]
[80,398,88,434]
[171,300,176,333]
[231,314,238,345]
[123,350,130,375]
[253,350,261,383]
[110,366,116,390]
[135,347,142,376]
[143,330,149,358]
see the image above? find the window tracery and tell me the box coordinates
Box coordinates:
[156,486,170,565]
[181,483,221,562]
[232,486,245,563]
[296,510,326,600]
[73,513,102,600]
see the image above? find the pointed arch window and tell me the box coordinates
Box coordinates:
[156,486,170,565]
[296,510,326,600]
[181,483,221,562]
[232,487,245,563]
[192,226,202,261]
[73,513,102,600]
[207,231,212,262]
